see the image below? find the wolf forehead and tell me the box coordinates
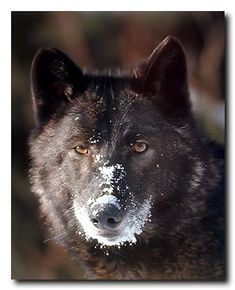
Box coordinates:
[68,80,141,123]
[52,76,159,146]
[68,93,156,134]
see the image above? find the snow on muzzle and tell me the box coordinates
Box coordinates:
[74,163,153,247]
[74,194,152,247]
[88,195,123,232]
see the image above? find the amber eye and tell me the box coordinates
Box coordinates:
[132,140,148,153]
[74,145,90,155]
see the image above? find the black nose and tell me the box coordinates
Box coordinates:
[89,203,122,230]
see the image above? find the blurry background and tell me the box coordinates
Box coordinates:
[12,11,225,280]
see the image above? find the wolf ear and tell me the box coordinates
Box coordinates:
[31,48,84,125]
[139,36,190,118]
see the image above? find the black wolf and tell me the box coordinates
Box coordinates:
[29,36,225,280]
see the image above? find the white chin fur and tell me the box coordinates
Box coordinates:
[73,196,152,247]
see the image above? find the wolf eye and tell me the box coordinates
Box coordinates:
[74,145,90,155]
[132,140,148,153]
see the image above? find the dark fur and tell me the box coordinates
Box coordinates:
[29,36,225,280]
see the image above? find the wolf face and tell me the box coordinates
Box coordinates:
[29,36,224,279]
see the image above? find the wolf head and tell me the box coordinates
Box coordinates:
[30,36,205,251]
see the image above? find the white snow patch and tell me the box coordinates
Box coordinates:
[74,196,152,247]
[102,187,113,194]
[98,163,126,195]
[92,195,121,209]
[74,162,152,248]
[99,165,115,180]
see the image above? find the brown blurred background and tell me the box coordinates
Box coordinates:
[12,11,225,280]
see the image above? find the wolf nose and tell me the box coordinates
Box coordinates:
[90,203,122,230]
